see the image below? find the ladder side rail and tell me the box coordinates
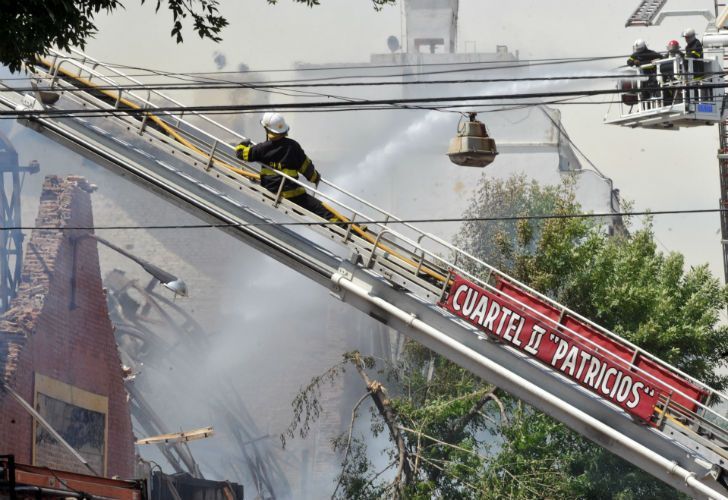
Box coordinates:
[19,107,728,494]
[8,93,728,492]
[76,74,728,419]
[42,53,448,249]
[114,101,724,420]
[332,272,728,500]
[47,77,438,272]
[64,46,248,140]
[172,120,727,427]
[25,60,728,422]
[62,48,250,142]
[41,54,251,168]
[134,112,728,424]
[44,56,186,124]
[439,268,726,429]
[385,201,728,409]
[42,50,494,251]
[35,53,430,250]
[46,85,452,297]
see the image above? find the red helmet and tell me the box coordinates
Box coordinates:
[667,39,680,51]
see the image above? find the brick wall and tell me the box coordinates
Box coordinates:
[0,175,135,478]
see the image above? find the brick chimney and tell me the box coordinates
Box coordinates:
[0,175,135,478]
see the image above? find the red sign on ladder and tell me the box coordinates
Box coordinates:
[440,274,675,423]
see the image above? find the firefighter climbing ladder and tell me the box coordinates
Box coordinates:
[2,49,728,498]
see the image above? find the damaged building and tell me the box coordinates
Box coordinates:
[0,175,244,499]
[0,175,135,477]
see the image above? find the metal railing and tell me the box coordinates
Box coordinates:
[19,50,728,444]
[617,56,723,116]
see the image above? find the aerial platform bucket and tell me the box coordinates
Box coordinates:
[447,113,498,167]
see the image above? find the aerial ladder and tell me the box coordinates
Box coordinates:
[3,49,728,498]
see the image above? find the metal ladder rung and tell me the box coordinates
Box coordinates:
[625,0,668,26]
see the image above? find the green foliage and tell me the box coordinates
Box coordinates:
[280,355,350,449]
[1,0,228,73]
[454,175,727,498]
[331,436,390,499]
[454,174,568,276]
[0,0,393,73]
[285,175,728,498]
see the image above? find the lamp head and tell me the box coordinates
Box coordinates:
[162,279,188,297]
[141,262,188,297]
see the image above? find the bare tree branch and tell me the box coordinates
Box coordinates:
[350,352,413,495]
[331,392,369,499]
[448,385,497,439]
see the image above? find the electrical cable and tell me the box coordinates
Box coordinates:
[5,95,719,119]
[2,54,629,81]
[537,106,608,178]
[4,71,721,93]
[4,206,728,231]
[219,56,629,84]
[5,92,724,119]
[3,81,725,119]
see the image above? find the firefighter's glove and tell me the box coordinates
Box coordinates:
[311,171,321,189]
[235,142,251,160]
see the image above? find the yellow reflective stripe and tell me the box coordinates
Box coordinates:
[300,157,316,180]
[235,144,251,161]
[260,166,299,177]
[281,187,306,198]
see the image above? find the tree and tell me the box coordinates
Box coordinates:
[1,1,226,73]
[1,0,395,73]
[283,175,728,498]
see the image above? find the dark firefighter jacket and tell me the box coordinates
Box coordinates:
[685,38,704,77]
[627,48,663,74]
[236,137,320,198]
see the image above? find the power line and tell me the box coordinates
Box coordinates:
[4,93,725,120]
[6,95,719,119]
[3,82,724,119]
[5,206,728,231]
[236,56,628,84]
[3,54,627,81]
[5,72,723,93]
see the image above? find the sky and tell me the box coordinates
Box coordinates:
[82,0,728,278]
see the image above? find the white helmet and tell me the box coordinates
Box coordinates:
[260,112,289,134]
[682,28,696,38]
[633,39,646,51]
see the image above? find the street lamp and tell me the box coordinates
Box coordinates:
[70,233,188,309]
